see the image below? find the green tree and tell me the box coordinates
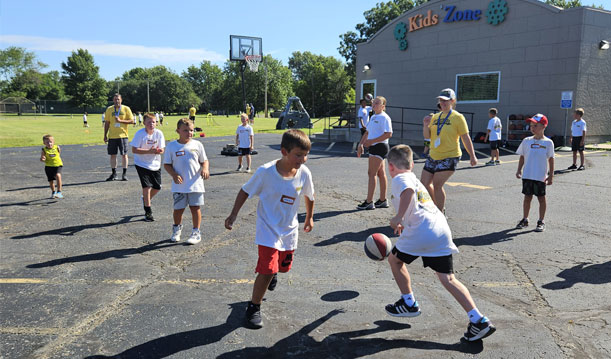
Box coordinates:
[4,70,64,100]
[338,0,429,83]
[289,51,351,117]
[0,46,46,82]
[544,0,582,7]
[182,61,224,112]
[61,49,107,111]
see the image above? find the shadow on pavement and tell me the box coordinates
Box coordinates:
[4,180,107,192]
[0,198,58,208]
[314,226,395,247]
[542,261,611,289]
[298,209,359,223]
[321,290,360,302]
[12,215,140,239]
[26,239,179,268]
[454,228,535,247]
[84,302,245,359]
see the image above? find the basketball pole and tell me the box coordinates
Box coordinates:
[240,61,247,114]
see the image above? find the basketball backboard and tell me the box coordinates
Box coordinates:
[230,35,262,61]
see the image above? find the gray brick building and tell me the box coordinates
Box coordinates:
[356,0,611,144]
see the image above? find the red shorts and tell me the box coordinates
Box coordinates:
[255,245,295,275]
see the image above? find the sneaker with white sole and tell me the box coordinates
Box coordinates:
[357,200,374,210]
[246,167,251,173]
[374,199,389,208]
[485,160,496,166]
[51,191,57,199]
[385,298,421,317]
[463,316,496,341]
[535,220,545,232]
[55,191,64,199]
[186,229,201,244]
[516,218,529,229]
[171,224,183,242]
[236,165,242,172]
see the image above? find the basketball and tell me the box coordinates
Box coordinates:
[364,233,392,261]
[365,93,373,101]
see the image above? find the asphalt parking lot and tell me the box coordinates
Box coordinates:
[1,133,610,358]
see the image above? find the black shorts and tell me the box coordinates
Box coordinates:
[107,138,129,155]
[45,166,62,181]
[135,165,162,190]
[489,140,500,150]
[360,128,367,137]
[368,142,390,159]
[189,116,196,122]
[522,179,546,197]
[571,136,584,151]
[392,247,454,274]
[423,156,459,174]
[238,147,251,156]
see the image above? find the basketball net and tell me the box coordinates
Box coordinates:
[245,55,261,72]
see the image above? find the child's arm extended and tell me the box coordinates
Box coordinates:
[516,155,524,179]
[164,163,183,184]
[40,149,46,162]
[390,188,414,235]
[225,189,249,230]
[304,196,315,233]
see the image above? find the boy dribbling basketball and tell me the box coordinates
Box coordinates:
[224,129,315,329]
[385,144,495,341]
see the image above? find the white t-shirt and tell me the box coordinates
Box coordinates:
[487,116,502,141]
[236,124,254,148]
[138,113,143,122]
[163,140,208,193]
[83,114,87,122]
[242,160,315,251]
[102,114,105,123]
[366,112,393,145]
[357,106,372,129]
[516,136,555,182]
[391,172,457,257]
[130,128,166,170]
[571,119,587,137]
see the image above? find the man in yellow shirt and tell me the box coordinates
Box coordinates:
[104,93,134,181]
[189,105,196,124]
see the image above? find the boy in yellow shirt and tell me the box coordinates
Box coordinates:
[40,134,64,199]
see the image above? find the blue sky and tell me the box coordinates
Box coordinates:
[1,0,610,80]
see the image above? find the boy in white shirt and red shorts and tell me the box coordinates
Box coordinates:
[225,129,315,329]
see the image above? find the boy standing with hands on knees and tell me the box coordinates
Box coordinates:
[516,114,554,232]
[164,118,209,244]
[385,144,495,341]
[225,129,315,329]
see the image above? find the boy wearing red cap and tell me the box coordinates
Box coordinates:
[515,114,555,232]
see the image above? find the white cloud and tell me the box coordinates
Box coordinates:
[1,35,226,63]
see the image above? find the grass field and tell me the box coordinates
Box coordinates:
[0,113,330,148]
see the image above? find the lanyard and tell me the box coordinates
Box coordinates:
[114,105,121,118]
[436,110,452,136]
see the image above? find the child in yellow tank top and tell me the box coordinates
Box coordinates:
[40,134,64,199]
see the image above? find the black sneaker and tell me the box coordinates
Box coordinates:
[144,212,155,222]
[357,200,374,210]
[121,174,128,181]
[577,165,585,171]
[106,173,117,181]
[463,317,496,341]
[268,273,278,291]
[516,218,529,229]
[245,302,263,329]
[567,164,577,170]
[385,298,421,317]
[535,220,545,232]
[374,199,389,208]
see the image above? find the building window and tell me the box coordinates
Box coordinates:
[360,79,376,100]
[455,71,500,103]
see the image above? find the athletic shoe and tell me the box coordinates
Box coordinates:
[268,273,278,291]
[357,201,375,210]
[51,191,57,199]
[485,160,496,166]
[55,191,64,199]
[495,160,501,165]
[106,173,117,181]
[385,298,421,317]
[535,220,545,232]
[144,212,154,222]
[245,302,263,329]
[236,165,242,172]
[567,164,577,170]
[577,165,585,171]
[186,229,201,244]
[246,167,251,173]
[374,199,389,208]
[121,174,128,181]
[516,218,529,229]
[463,317,496,341]
[171,224,183,242]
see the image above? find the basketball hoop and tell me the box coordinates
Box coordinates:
[245,55,262,72]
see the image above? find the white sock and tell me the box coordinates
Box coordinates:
[468,308,483,323]
[401,293,416,307]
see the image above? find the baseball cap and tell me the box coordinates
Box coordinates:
[437,88,456,100]
[526,113,548,126]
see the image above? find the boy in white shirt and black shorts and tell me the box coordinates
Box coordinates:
[568,108,587,171]
[235,113,254,173]
[224,129,315,329]
[385,144,496,342]
[484,108,502,165]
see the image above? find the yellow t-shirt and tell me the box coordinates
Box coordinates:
[43,145,63,167]
[104,105,134,139]
[428,110,469,160]
[189,107,196,117]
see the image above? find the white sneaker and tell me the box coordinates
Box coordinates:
[51,191,57,199]
[171,224,183,242]
[246,167,251,173]
[186,229,201,245]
